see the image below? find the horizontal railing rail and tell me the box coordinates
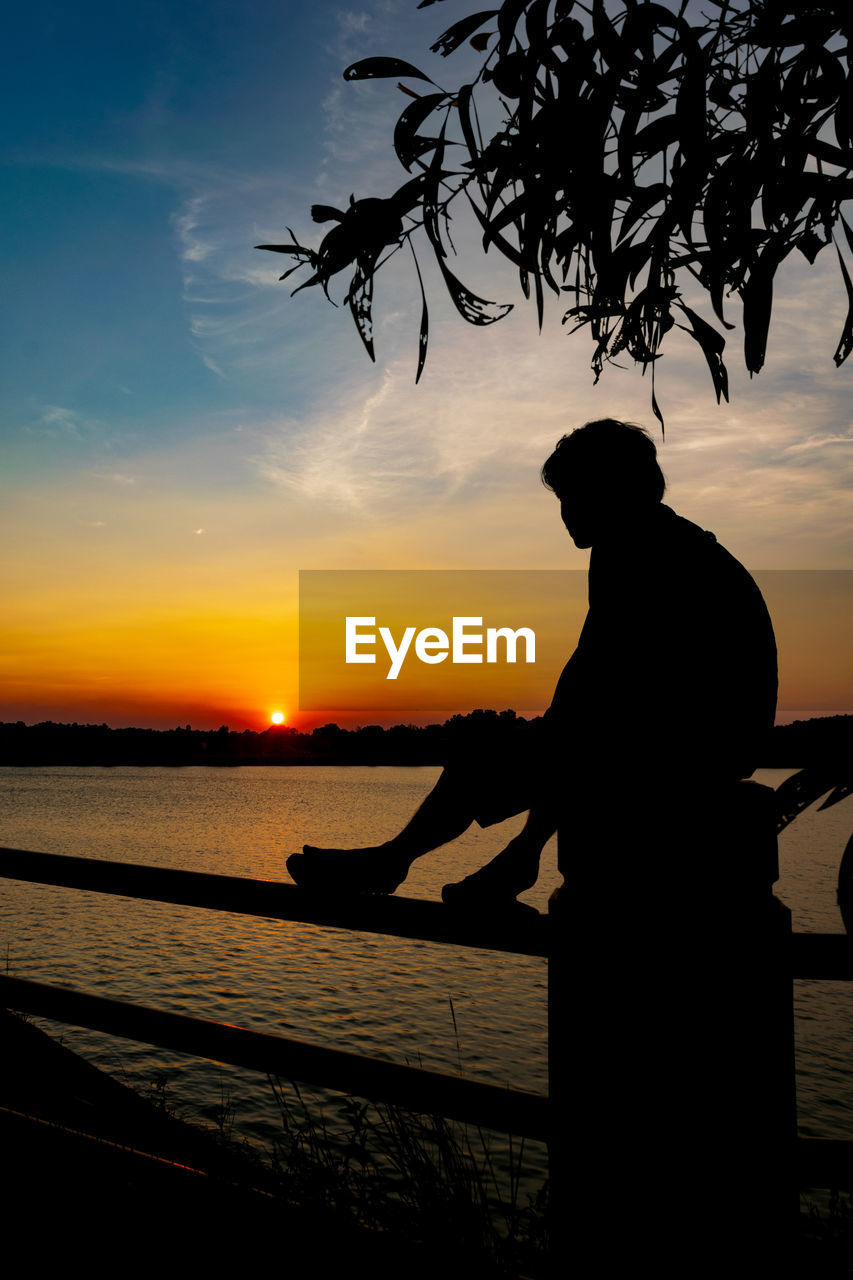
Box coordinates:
[0,974,548,1140]
[3,846,850,976]
[0,847,547,957]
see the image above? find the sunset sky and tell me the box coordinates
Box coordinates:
[1,0,851,731]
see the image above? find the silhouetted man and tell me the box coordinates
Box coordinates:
[287,418,777,905]
[290,420,788,1272]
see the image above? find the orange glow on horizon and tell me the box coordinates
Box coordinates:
[0,569,848,731]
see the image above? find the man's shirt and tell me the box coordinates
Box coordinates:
[547,504,777,779]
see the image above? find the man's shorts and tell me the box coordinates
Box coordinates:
[444,718,565,827]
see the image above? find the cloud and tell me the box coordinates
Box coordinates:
[172,195,214,262]
[94,470,137,487]
[201,354,225,378]
[25,405,97,441]
[253,316,648,511]
[783,434,853,456]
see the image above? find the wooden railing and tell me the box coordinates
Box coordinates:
[1,840,852,1241]
[0,847,547,1138]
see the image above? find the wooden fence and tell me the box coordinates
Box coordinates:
[1,835,852,1254]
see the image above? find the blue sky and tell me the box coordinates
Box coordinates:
[1,0,851,726]
[2,1,340,468]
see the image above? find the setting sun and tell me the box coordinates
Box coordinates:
[270,710,285,725]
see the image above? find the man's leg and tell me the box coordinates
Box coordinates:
[441,806,555,907]
[286,767,479,893]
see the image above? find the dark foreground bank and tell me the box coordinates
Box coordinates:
[0,1010,524,1276]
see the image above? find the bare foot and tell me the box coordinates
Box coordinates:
[287,843,412,895]
[441,837,541,910]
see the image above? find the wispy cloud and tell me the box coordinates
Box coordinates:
[783,433,853,456]
[172,195,214,263]
[25,405,98,441]
[93,470,137,487]
[201,353,225,377]
[254,315,657,512]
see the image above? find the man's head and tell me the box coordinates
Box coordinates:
[541,419,666,548]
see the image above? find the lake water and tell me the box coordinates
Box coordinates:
[0,764,851,1192]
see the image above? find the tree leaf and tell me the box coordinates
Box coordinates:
[742,259,774,375]
[389,173,429,217]
[533,266,544,331]
[343,58,436,85]
[676,303,729,402]
[409,243,430,384]
[256,242,310,255]
[617,183,668,244]
[436,256,513,325]
[393,92,448,171]
[497,0,529,58]
[346,255,377,361]
[818,781,853,812]
[421,135,449,259]
[525,0,554,65]
[840,214,853,260]
[311,205,344,224]
[489,190,528,237]
[592,0,632,75]
[650,364,665,436]
[430,10,498,58]
[630,2,686,36]
[632,114,681,158]
[467,191,531,270]
[796,231,827,265]
[456,83,484,189]
[675,43,708,164]
[832,245,853,367]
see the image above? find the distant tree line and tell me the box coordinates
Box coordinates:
[0,708,525,767]
[0,711,849,768]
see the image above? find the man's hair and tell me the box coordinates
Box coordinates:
[541,419,666,503]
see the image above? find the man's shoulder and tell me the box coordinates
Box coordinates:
[657,508,774,639]
[657,505,743,572]
[657,504,716,546]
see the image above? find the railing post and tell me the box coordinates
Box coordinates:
[547,880,571,1277]
[714,782,798,1259]
[548,780,798,1274]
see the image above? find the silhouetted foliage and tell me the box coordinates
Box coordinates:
[0,712,529,766]
[1,712,849,768]
[258,1,853,420]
